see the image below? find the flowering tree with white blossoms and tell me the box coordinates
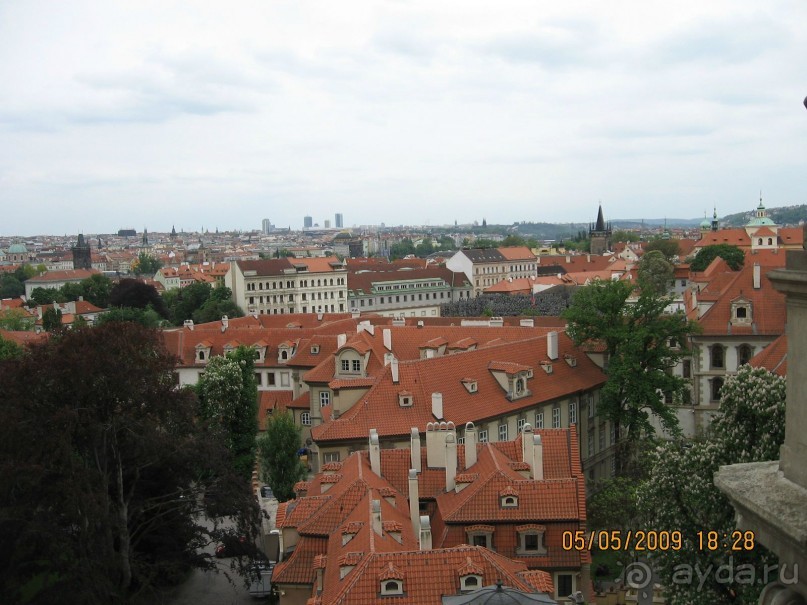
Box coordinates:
[636,364,785,605]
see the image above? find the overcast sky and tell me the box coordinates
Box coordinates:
[1,0,806,236]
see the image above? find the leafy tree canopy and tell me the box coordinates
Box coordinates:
[0,335,23,360]
[637,365,785,605]
[42,307,62,332]
[96,306,164,328]
[257,411,307,502]
[644,238,680,260]
[0,323,260,603]
[637,250,675,295]
[109,278,169,318]
[611,230,640,243]
[690,244,745,271]
[133,251,163,276]
[563,279,698,474]
[0,308,34,331]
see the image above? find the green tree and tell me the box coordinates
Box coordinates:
[637,250,675,295]
[96,306,164,328]
[80,274,113,307]
[42,307,63,332]
[563,279,697,474]
[645,238,680,260]
[637,365,784,605]
[29,287,58,306]
[191,287,244,325]
[0,274,24,298]
[0,323,261,603]
[169,282,213,325]
[109,279,168,318]
[501,234,528,247]
[690,244,745,271]
[0,308,33,331]
[257,411,307,502]
[389,238,416,260]
[133,251,163,276]
[0,335,23,360]
[197,347,259,480]
[611,230,640,243]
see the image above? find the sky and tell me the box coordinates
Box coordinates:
[1,0,806,236]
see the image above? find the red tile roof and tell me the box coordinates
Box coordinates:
[749,334,787,377]
[312,333,605,443]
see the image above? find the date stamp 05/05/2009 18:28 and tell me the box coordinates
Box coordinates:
[562,530,756,553]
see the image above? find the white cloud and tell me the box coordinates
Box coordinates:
[1,0,806,235]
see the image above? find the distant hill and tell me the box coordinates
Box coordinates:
[720,204,807,227]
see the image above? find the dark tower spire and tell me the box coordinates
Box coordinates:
[595,204,606,232]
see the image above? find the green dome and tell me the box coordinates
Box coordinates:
[747,216,776,226]
[700,218,711,228]
[8,243,27,253]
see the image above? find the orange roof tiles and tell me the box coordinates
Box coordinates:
[749,334,787,377]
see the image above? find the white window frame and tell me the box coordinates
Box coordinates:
[498,423,508,442]
[535,412,544,429]
[552,407,560,429]
[301,412,311,426]
[320,391,331,408]
[569,401,577,425]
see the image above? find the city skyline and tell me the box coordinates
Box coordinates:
[1,1,806,236]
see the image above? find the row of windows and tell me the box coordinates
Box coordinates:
[340,359,362,372]
[251,304,344,314]
[355,291,469,306]
[247,277,346,291]
[376,281,444,291]
[709,344,754,369]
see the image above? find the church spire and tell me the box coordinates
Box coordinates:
[595,204,606,232]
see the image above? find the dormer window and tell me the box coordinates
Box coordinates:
[514,378,525,396]
[460,575,482,592]
[311,344,320,354]
[398,391,413,407]
[564,353,577,367]
[517,524,547,555]
[501,495,518,508]
[462,378,478,393]
[380,580,403,596]
[540,361,553,374]
[195,342,212,363]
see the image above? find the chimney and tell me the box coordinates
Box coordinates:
[691,290,698,311]
[587,253,591,263]
[337,333,347,348]
[753,263,761,289]
[431,392,443,420]
[408,469,420,536]
[520,318,534,327]
[533,434,544,480]
[371,499,382,536]
[464,422,477,469]
[445,432,457,492]
[419,515,432,550]
[522,422,534,475]
[410,428,421,473]
[221,315,229,332]
[547,331,559,360]
[184,319,194,331]
[391,357,399,384]
[566,254,571,263]
[383,328,392,351]
[369,429,381,476]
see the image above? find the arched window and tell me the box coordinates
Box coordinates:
[768,238,773,246]
[710,345,724,369]
[758,238,763,245]
[738,344,753,366]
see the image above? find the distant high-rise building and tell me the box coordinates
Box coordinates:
[335,213,344,228]
[324,220,331,228]
[262,218,275,234]
[304,216,313,229]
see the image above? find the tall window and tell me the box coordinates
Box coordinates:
[301,412,311,426]
[738,344,753,366]
[569,401,578,426]
[498,423,508,442]
[710,345,725,369]
[320,391,331,408]
[535,412,544,429]
[351,359,361,372]
[517,418,526,432]
[478,429,489,443]
[552,407,560,429]
[711,378,724,402]
[341,359,350,372]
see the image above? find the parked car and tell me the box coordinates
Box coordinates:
[214,534,249,558]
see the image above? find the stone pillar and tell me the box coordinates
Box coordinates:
[715,245,807,603]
